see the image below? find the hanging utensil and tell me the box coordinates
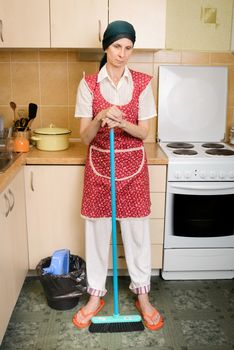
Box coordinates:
[9,101,17,123]
[23,103,38,130]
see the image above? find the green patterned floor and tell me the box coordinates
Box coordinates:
[1,276,234,350]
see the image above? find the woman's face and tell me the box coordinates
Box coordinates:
[106,38,133,68]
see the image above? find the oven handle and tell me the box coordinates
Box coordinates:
[170,183,234,191]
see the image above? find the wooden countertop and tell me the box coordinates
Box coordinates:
[0,142,167,193]
[25,141,168,165]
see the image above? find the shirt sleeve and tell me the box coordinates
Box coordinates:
[138,80,157,120]
[74,78,93,118]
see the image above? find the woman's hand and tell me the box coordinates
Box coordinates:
[100,106,125,128]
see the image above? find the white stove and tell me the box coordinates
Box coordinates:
[159,141,234,182]
[157,65,234,280]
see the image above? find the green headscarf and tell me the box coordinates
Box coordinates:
[100,20,136,70]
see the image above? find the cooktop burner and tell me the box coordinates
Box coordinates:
[173,149,198,156]
[202,143,225,149]
[167,142,194,149]
[205,149,234,156]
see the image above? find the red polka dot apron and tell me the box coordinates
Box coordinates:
[81,70,152,219]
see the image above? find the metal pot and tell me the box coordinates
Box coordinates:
[31,124,71,151]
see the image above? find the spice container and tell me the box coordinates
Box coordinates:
[13,131,29,152]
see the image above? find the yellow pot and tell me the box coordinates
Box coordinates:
[31,124,71,151]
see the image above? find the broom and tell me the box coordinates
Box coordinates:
[89,128,145,333]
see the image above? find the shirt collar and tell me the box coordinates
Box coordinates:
[98,65,131,84]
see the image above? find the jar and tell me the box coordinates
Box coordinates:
[230,126,234,145]
[13,131,29,152]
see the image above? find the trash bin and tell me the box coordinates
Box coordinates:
[36,254,87,310]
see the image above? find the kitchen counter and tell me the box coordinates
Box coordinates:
[25,141,168,165]
[0,141,167,192]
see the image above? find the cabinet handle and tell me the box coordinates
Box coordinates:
[4,194,10,217]
[118,255,125,259]
[8,189,15,211]
[30,171,35,192]
[0,20,3,42]
[98,20,102,42]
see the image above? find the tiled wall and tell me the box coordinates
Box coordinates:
[0,49,234,142]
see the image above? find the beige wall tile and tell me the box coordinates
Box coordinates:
[154,50,181,63]
[11,50,39,62]
[69,106,80,138]
[0,63,11,104]
[210,53,234,65]
[39,50,68,62]
[128,62,154,75]
[0,50,10,62]
[11,63,40,105]
[40,106,69,129]
[228,66,234,106]
[40,62,68,105]
[68,62,97,105]
[181,52,210,64]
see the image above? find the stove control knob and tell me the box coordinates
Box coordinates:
[174,170,181,179]
[228,171,234,179]
[209,171,217,179]
[199,171,206,179]
[218,171,225,179]
[174,171,182,179]
[184,171,191,179]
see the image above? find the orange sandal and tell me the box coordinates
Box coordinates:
[72,299,105,329]
[135,300,164,331]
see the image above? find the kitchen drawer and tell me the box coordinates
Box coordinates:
[149,165,167,192]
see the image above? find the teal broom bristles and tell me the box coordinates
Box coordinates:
[89,128,144,333]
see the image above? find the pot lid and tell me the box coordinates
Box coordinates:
[34,124,71,135]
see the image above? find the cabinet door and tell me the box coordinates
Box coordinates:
[0,191,14,345]
[0,0,50,48]
[50,0,108,48]
[24,165,85,269]
[166,0,233,51]
[109,0,166,49]
[0,169,28,344]
[9,168,28,300]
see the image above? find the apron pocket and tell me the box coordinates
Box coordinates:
[90,146,145,181]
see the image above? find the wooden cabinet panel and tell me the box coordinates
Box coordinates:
[0,169,28,345]
[24,165,85,269]
[166,0,233,51]
[149,165,167,192]
[0,0,50,48]
[50,0,108,48]
[109,0,166,49]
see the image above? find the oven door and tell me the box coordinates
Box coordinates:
[164,181,234,248]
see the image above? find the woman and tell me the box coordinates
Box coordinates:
[73,20,164,331]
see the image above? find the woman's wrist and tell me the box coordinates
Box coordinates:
[120,119,128,130]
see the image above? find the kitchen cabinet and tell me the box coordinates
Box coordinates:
[50,0,108,48]
[0,168,28,345]
[0,0,50,48]
[109,0,166,49]
[25,163,166,272]
[50,0,166,49]
[166,0,233,51]
[231,5,234,51]
[24,165,85,269]
[108,165,166,270]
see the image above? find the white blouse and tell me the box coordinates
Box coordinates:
[75,65,156,121]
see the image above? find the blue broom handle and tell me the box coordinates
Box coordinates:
[110,128,119,317]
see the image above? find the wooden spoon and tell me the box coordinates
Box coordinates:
[10,101,17,122]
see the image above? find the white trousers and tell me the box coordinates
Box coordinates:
[85,217,151,296]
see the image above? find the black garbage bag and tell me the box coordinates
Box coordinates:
[36,254,87,310]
